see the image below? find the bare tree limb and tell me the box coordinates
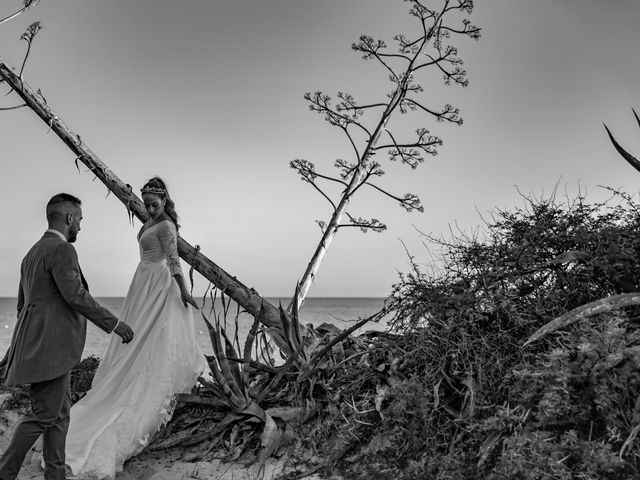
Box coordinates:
[341,213,387,233]
[289,160,338,210]
[0,58,288,332]
[0,0,40,27]
[0,103,26,110]
[18,21,42,78]
[363,181,424,212]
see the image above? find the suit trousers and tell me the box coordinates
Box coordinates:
[0,372,71,480]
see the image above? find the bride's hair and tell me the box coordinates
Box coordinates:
[142,177,180,231]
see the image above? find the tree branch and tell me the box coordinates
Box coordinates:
[364,181,424,212]
[414,44,462,73]
[428,52,469,86]
[0,104,26,110]
[19,21,42,78]
[339,123,362,161]
[334,158,360,180]
[292,0,477,307]
[402,98,462,124]
[0,0,40,26]
[308,181,337,211]
[377,127,442,168]
[350,161,385,197]
[290,159,348,188]
[290,160,337,210]
[351,35,399,78]
[305,91,372,138]
[379,128,417,167]
[340,212,387,233]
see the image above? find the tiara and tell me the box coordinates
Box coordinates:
[141,186,166,195]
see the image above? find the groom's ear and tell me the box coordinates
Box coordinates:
[66,212,74,225]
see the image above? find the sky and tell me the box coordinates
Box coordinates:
[0,0,639,298]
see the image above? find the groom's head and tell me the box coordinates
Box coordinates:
[46,193,83,243]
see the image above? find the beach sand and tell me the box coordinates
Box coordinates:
[0,392,331,480]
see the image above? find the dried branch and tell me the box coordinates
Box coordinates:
[340,213,387,233]
[291,159,348,187]
[0,104,26,110]
[349,161,386,198]
[291,0,479,306]
[334,158,360,180]
[378,127,441,168]
[415,44,463,72]
[309,308,387,369]
[290,160,338,210]
[336,101,388,113]
[395,33,423,55]
[351,35,401,79]
[440,18,481,40]
[524,293,640,347]
[305,91,372,138]
[364,182,424,213]
[335,92,364,120]
[401,99,462,124]
[19,21,42,78]
[0,0,40,27]
[2,20,43,99]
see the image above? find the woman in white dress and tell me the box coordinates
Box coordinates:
[62,177,207,479]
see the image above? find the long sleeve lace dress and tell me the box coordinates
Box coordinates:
[63,220,206,479]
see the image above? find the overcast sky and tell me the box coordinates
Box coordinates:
[1,0,639,298]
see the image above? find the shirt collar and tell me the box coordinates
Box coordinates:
[45,229,67,242]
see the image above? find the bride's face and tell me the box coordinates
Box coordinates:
[143,193,166,219]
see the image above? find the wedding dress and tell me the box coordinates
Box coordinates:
[63,220,206,479]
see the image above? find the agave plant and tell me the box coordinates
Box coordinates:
[150,284,383,463]
[604,108,640,172]
[263,284,311,368]
[149,295,281,462]
[201,311,281,460]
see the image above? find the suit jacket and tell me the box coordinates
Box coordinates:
[3,232,118,385]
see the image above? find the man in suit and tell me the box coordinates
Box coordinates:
[0,193,134,480]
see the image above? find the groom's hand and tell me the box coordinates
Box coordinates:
[114,322,134,344]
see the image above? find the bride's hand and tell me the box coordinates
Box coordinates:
[180,290,200,309]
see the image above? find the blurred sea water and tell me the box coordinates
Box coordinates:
[0,297,388,358]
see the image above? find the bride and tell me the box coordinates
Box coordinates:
[62,177,206,479]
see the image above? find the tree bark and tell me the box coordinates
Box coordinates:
[0,58,285,330]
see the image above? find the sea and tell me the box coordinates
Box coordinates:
[0,297,389,359]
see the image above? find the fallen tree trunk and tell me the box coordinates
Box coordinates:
[0,58,284,330]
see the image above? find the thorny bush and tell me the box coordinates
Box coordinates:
[304,191,640,479]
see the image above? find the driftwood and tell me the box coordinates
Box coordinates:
[0,58,285,330]
[524,292,640,347]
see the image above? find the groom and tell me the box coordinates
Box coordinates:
[0,193,134,480]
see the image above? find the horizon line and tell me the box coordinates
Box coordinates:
[0,295,389,299]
